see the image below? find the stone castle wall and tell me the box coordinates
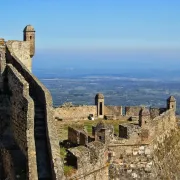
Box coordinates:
[6,64,38,180]
[148,109,176,139]
[54,105,123,121]
[0,148,15,180]
[149,107,166,119]
[67,141,108,180]
[108,109,177,179]
[108,144,153,180]
[6,41,64,180]
[6,64,33,155]
[10,41,32,72]
[54,105,97,121]
[125,106,142,116]
[104,105,122,116]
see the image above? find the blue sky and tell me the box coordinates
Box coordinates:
[1,0,179,52]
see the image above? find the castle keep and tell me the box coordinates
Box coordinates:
[0,26,180,180]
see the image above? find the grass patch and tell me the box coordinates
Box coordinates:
[60,147,67,159]
[58,119,129,141]
[64,165,76,177]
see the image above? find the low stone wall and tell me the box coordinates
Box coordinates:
[125,106,142,116]
[68,127,80,144]
[0,148,15,180]
[68,127,89,146]
[54,105,124,121]
[67,141,108,180]
[104,105,122,116]
[54,105,97,120]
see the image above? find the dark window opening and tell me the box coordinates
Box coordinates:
[30,36,32,40]
[100,102,103,115]
[172,105,174,108]
[67,153,78,169]
[99,136,102,140]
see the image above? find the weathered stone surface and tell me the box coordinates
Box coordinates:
[0,148,15,180]
[11,41,32,72]
[54,105,97,121]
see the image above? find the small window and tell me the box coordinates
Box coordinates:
[99,136,102,140]
[100,102,103,115]
[30,36,32,40]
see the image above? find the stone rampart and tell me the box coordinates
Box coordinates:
[104,105,122,116]
[149,107,166,119]
[54,105,123,121]
[108,109,177,179]
[6,64,38,180]
[6,41,64,179]
[125,106,142,116]
[148,109,176,139]
[54,105,97,120]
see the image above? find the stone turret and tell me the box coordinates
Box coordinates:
[139,108,150,127]
[167,96,176,112]
[23,25,35,57]
[95,93,104,118]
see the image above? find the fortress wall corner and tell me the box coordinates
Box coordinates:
[6,64,38,180]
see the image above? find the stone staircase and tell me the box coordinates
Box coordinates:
[34,102,53,180]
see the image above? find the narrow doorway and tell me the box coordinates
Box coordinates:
[100,102,102,115]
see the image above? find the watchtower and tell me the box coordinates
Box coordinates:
[139,107,150,127]
[167,96,176,111]
[95,93,104,118]
[23,25,35,57]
